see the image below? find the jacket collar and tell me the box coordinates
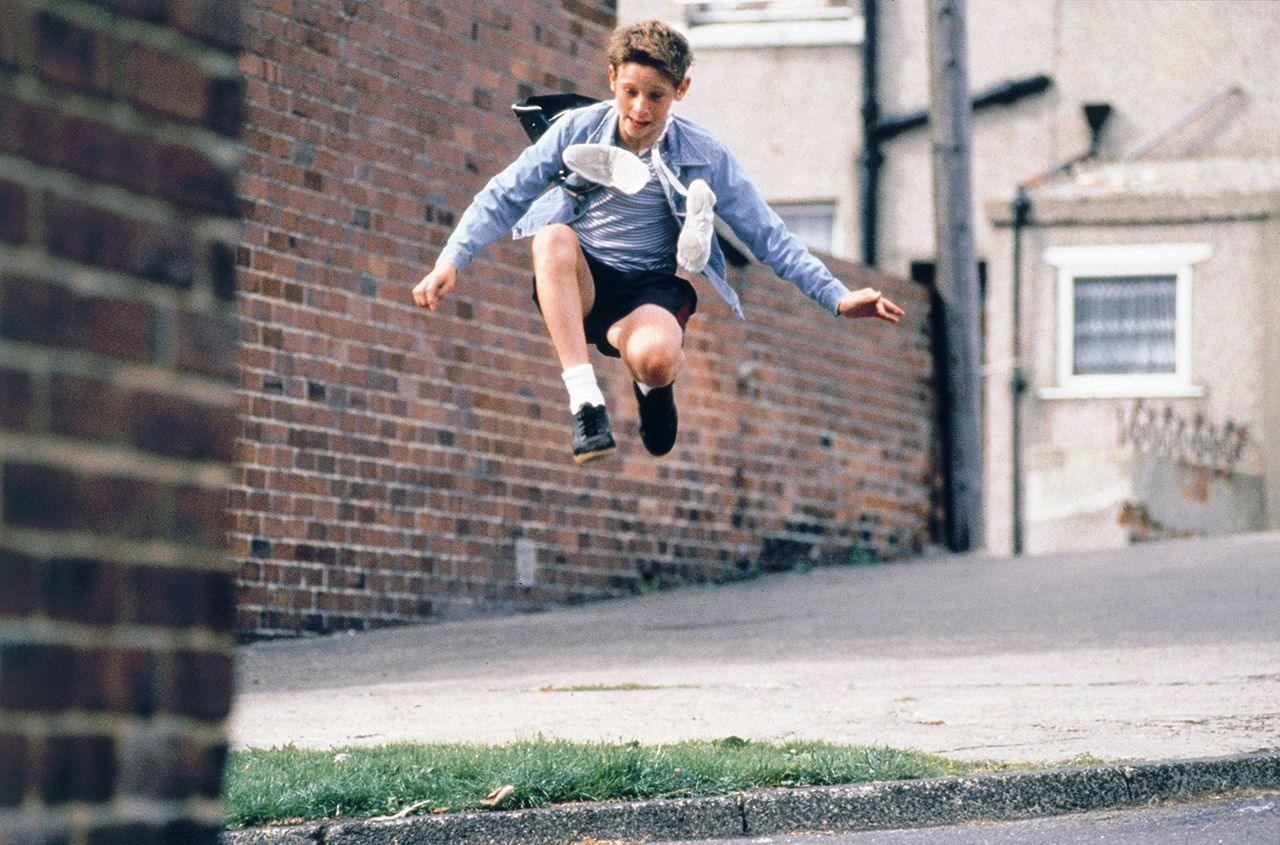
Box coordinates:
[663,117,710,167]
[589,103,710,167]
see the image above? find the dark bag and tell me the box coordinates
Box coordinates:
[511,93,601,202]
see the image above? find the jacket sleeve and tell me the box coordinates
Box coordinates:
[437,111,579,271]
[710,146,852,316]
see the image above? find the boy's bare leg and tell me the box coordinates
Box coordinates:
[608,305,684,456]
[606,305,684,388]
[532,224,614,462]
[531,224,595,370]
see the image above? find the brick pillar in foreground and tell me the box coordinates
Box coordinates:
[0,1,243,842]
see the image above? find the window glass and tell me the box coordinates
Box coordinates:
[775,202,835,254]
[1072,275,1177,376]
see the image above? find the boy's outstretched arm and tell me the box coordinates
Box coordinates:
[413,261,455,311]
[711,146,905,325]
[837,287,905,324]
[411,108,581,312]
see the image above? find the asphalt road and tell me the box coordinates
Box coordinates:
[231,532,1280,763]
[649,790,1280,844]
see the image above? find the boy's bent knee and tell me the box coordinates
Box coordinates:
[628,337,681,387]
[637,359,678,387]
[532,224,579,261]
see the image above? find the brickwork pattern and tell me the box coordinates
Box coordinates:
[231,0,936,637]
[0,1,242,842]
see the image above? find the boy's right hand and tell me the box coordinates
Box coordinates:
[412,262,457,311]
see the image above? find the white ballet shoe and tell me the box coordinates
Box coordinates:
[562,143,650,195]
[676,179,716,275]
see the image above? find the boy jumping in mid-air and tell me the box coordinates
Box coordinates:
[413,19,904,463]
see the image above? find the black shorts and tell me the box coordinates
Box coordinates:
[532,251,697,358]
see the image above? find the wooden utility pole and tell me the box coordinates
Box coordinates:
[927,0,984,551]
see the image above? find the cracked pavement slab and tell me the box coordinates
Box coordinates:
[230,533,1280,763]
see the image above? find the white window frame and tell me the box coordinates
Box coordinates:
[674,1,864,48]
[677,0,855,26]
[773,200,839,257]
[1040,243,1210,400]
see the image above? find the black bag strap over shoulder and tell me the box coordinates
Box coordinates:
[511,93,602,202]
[511,93,600,142]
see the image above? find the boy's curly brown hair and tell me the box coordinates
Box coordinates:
[607,19,692,86]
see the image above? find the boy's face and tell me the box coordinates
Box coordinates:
[608,62,690,152]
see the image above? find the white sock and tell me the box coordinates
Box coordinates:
[635,381,653,397]
[562,363,605,412]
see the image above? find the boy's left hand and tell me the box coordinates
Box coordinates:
[838,288,905,324]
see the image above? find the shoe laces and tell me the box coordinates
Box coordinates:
[579,405,605,437]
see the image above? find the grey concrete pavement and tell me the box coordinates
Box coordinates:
[230,533,1280,763]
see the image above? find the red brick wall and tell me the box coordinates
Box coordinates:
[231,0,937,637]
[0,0,243,842]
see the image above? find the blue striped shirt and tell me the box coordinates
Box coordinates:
[572,147,679,274]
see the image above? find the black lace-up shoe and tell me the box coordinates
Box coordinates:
[571,403,615,463]
[633,382,677,456]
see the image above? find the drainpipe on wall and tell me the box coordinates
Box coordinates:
[859,0,881,267]
[1009,187,1030,557]
[860,42,1051,269]
[1008,102,1112,556]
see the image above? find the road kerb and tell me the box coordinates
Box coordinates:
[221,750,1280,844]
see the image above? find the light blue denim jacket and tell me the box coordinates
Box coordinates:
[438,101,852,319]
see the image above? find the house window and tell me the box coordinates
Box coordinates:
[675,0,863,47]
[1043,243,1210,398]
[1072,275,1176,375]
[775,201,836,255]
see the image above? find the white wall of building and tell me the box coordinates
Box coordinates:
[618,0,1280,554]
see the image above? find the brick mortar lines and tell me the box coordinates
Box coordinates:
[0,430,235,490]
[224,459,818,511]
[237,552,798,584]
[0,528,229,572]
[0,226,235,333]
[225,478,896,524]
[0,616,235,653]
[233,501,881,540]
[18,0,240,72]
[0,338,238,409]
[231,535,755,567]
[232,550,736,579]
[239,364,921,419]
[328,570,612,597]
[227,474,881,517]
[0,153,241,250]
[746,340,934,385]
[232,379,571,422]
[2,707,233,745]
[0,69,242,162]
[0,799,227,834]
[245,3,604,87]
[0,247,227,318]
[231,315,932,420]
[237,204,454,252]
[233,312,561,373]
[311,446,923,495]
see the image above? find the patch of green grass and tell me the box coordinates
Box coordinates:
[841,547,879,567]
[225,737,1003,828]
